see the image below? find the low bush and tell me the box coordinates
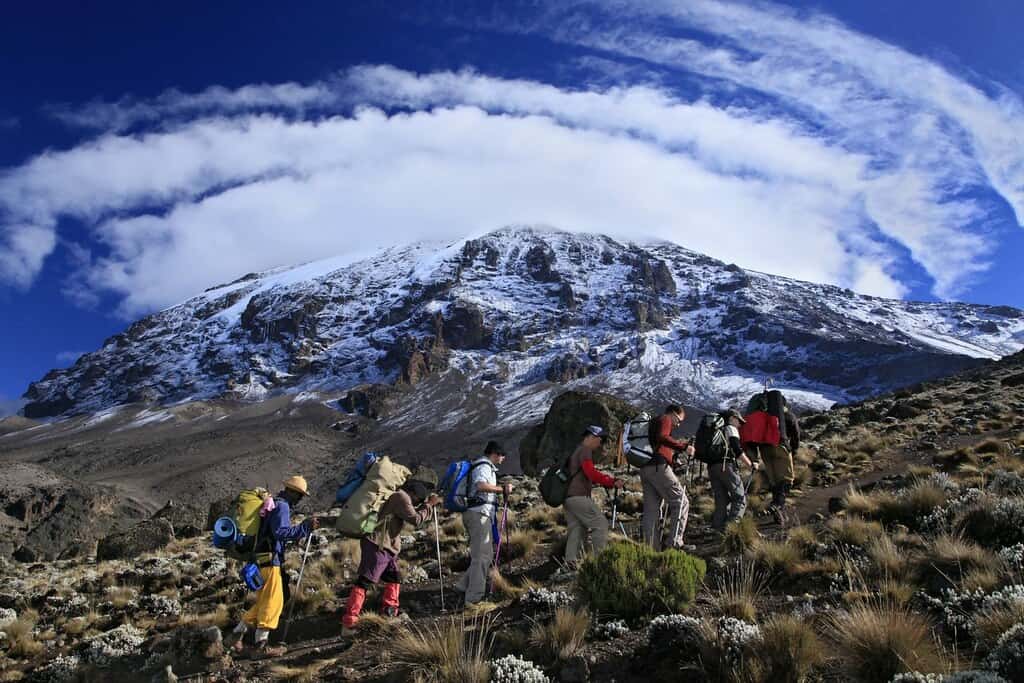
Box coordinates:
[577,541,706,623]
[985,623,1024,681]
[958,497,1024,548]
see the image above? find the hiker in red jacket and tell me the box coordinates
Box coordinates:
[563,425,625,566]
[642,405,695,551]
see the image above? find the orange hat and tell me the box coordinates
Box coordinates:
[283,475,309,496]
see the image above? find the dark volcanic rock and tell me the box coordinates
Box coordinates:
[546,355,594,383]
[96,519,175,561]
[340,384,400,419]
[151,501,205,538]
[525,245,561,283]
[442,303,491,350]
[519,390,639,475]
[1002,371,1024,388]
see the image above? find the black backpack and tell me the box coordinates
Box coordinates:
[693,413,728,464]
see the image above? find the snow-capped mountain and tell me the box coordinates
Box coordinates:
[22,227,1024,421]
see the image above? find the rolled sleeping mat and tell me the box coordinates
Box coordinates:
[212,516,239,550]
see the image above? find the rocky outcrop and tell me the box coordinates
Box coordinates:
[339,384,400,419]
[546,355,595,383]
[442,302,491,349]
[519,391,640,475]
[151,501,205,538]
[96,519,175,561]
[525,244,561,283]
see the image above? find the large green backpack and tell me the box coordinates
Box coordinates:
[225,487,273,565]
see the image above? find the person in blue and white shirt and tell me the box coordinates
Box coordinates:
[455,440,513,606]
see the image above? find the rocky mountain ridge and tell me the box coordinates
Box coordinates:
[20,227,1024,426]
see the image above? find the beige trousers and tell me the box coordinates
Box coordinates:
[640,463,689,550]
[455,510,493,604]
[563,496,608,565]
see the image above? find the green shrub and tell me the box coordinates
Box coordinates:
[577,541,706,624]
[957,498,1024,548]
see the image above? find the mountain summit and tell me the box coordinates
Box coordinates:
[22,226,1024,420]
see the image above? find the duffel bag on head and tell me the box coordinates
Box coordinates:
[336,455,411,538]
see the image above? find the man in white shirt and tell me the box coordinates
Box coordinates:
[455,440,513,605]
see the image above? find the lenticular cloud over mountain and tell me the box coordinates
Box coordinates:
[1,0,1022,317]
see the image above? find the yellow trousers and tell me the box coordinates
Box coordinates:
[242,566,284,630]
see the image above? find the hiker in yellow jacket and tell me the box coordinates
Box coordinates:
[228,476,318,658]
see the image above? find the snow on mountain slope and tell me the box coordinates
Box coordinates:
[21,226,1024,422]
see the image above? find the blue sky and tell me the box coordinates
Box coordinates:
[2,0,1023,413]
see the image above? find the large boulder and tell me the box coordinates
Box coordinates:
[96,519,175,561]
[339,383,400,419]
[151,501,205,538]
[519,391,640,475]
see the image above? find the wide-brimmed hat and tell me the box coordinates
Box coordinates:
[283,475,309,496]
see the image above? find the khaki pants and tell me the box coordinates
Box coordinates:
[709,462,747,530]
[455,510,493,604]
[750,444,794,487]
[640,463,689,550]
[564,496,608,565]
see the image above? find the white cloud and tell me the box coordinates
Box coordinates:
[1,0,1022,313]
[45,82,336,132]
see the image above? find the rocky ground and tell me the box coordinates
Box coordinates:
[1,350,1023,681]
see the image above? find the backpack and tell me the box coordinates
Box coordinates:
[741,389,787,446]
[335,452,378,504]
[621,412,655,468]
[693,413,728,464]
[539,455,580,507]
[335,456,411,538]
[439,459,488,512]
[211,487,273,565]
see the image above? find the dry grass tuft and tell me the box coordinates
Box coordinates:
[529,606,590,663]
[722,516,760,555]
[179,604,231,629]
[975,438,1006,455]
[387,614,494,683]
[2,610,44,659]
[704,561,766,622]
[914,535,1001,593]
[974,601,1024,654]
[866,534,908,579]
[523,507,562,531]
[756,614,822,682]
[500,529,543,562]
[488,569,539,600]
[749,539,803,576]
[828,517,883,548]
[826,603,944,683]
[269,659,339,682]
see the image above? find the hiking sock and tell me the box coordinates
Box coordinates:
[232,621,249,635]
[254,629,270,646]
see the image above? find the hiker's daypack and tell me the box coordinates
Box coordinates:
[439,459,488,512]
[335,452,378,504]
[539,455,578,507]
[741,389,788,446]
[693,413,729,464]
[335,456,411,538]
[621,412,655,468]
[211,487,273,565]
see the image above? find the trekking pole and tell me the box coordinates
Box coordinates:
[489,496,509,595]
[281,531,314,642]
[432,505,445,612]
[611,487,619,531]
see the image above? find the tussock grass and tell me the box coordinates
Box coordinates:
[3,610,43,659]
[975,438,1006,455]
[827,517,883,548]
[107,585,137,609]
[179,604,231,629]
[749,539,803,576]
[960,567,1003,593]
[722,516,760,556]
[523,507,562,531]
[58,611,100,636]
[866,534,908,578]
[529,607,590,663]
[914,535,1001,593]
[500,530,543,562]
[843,487,881,518]
[488,569,539,600]
[756,614,822,682]
[387,614,494,683]
[826,603,944,682]
[704,561,766,622]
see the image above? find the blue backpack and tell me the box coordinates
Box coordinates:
[439,459,487,512]
[335,452,378,504]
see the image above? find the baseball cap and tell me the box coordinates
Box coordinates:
[723,408,746,424]
[583,425,607,440]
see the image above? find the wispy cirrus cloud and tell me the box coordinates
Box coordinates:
[0,0,1021,316]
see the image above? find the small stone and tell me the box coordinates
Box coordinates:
[560,655,590,682]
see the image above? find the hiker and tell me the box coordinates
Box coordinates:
[643,405,695,550]
[709,409,760,532]
[228,476,319,657]
[564,426,625,566]
[455,441,513,606]
[341,473,441,634]
[758,406,800,516]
